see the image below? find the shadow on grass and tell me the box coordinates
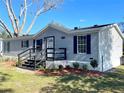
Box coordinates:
[0,72,11,84]
[0,72,14,93]
[0,89,14,93]
[39,67,124,93]
[57,75,82,83]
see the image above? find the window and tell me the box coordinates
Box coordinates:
[77,36,87,53]
[21,40,29,48]
[4,41,10,53]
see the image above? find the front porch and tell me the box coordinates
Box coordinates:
[18,47,67,70]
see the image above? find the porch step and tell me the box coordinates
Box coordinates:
[22,63,35,67]
[27,59,41,62]
[20,65,35,70]
[21,59,46,70]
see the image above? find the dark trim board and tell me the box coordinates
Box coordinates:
[44,36,55,49]
[36,39,42,52]
[46,48,67,61]
[44,36,55,60]
[33,39,35,52]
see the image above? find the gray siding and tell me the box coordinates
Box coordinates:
[35,27,99,63]
[36,27,70,50]
[3,39,33,56]
[68,32,98,62]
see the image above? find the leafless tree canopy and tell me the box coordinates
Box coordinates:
[0,0,63,37]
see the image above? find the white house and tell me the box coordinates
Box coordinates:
[0,23,123,71]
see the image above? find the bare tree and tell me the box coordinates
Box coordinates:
[0,0,63,37]
[0,27,10,39]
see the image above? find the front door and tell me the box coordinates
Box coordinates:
[36,39,42,52]
[45,36,55,60]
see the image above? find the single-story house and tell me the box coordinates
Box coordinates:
[0,23,123,71]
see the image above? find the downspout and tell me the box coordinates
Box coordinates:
[98,29,105,72]
[98,31,100,71]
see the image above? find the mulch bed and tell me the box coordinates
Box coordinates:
[35,68,104,77]
[1,62,103,77]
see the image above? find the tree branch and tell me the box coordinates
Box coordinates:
[0,18,13,38]
[19,0,27,33]
[1,0,63,36]
[19,2,32,18]
[5,0,17,34]
[9,0,19,34]
[25,9,50,34]
[26,0,58,34]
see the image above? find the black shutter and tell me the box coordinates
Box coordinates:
[73,36,77,54]
[87,35,91,54]
[40,39,42,50]
[21,41,23,48]
[26,40,29,47]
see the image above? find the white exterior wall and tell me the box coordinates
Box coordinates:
[3,39,33,56]
[98,27,123,71]
[36,27,99,69]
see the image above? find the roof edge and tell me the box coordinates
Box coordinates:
[33,23,70,39]
[112,24,124,39]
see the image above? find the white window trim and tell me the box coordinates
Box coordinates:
[77,35,87,54]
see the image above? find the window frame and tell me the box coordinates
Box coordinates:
[21,40,29,48]
[77,35,87,54]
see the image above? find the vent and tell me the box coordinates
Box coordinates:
[94,25,98,27]
[74,27,78,30]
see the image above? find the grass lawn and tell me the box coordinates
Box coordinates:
[0,62,124,93]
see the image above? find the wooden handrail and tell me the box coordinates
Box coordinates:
[18,48,36,66]
[18,47,67,69]
[34,49,46,69]
[46,48,67,60]
[18,48,33,56]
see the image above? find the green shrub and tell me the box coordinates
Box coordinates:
[73,62,79,69]
[90,59,98,69]
[38,65,45,71]
[58,65,64,71]
[48,64,57,72]
[65,65,71,69]
[82,64,88,70]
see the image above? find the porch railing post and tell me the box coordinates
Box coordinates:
[34,56,36,70]
[29,49,31,59]
[64,48,67,60]
[18,54,20,66]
